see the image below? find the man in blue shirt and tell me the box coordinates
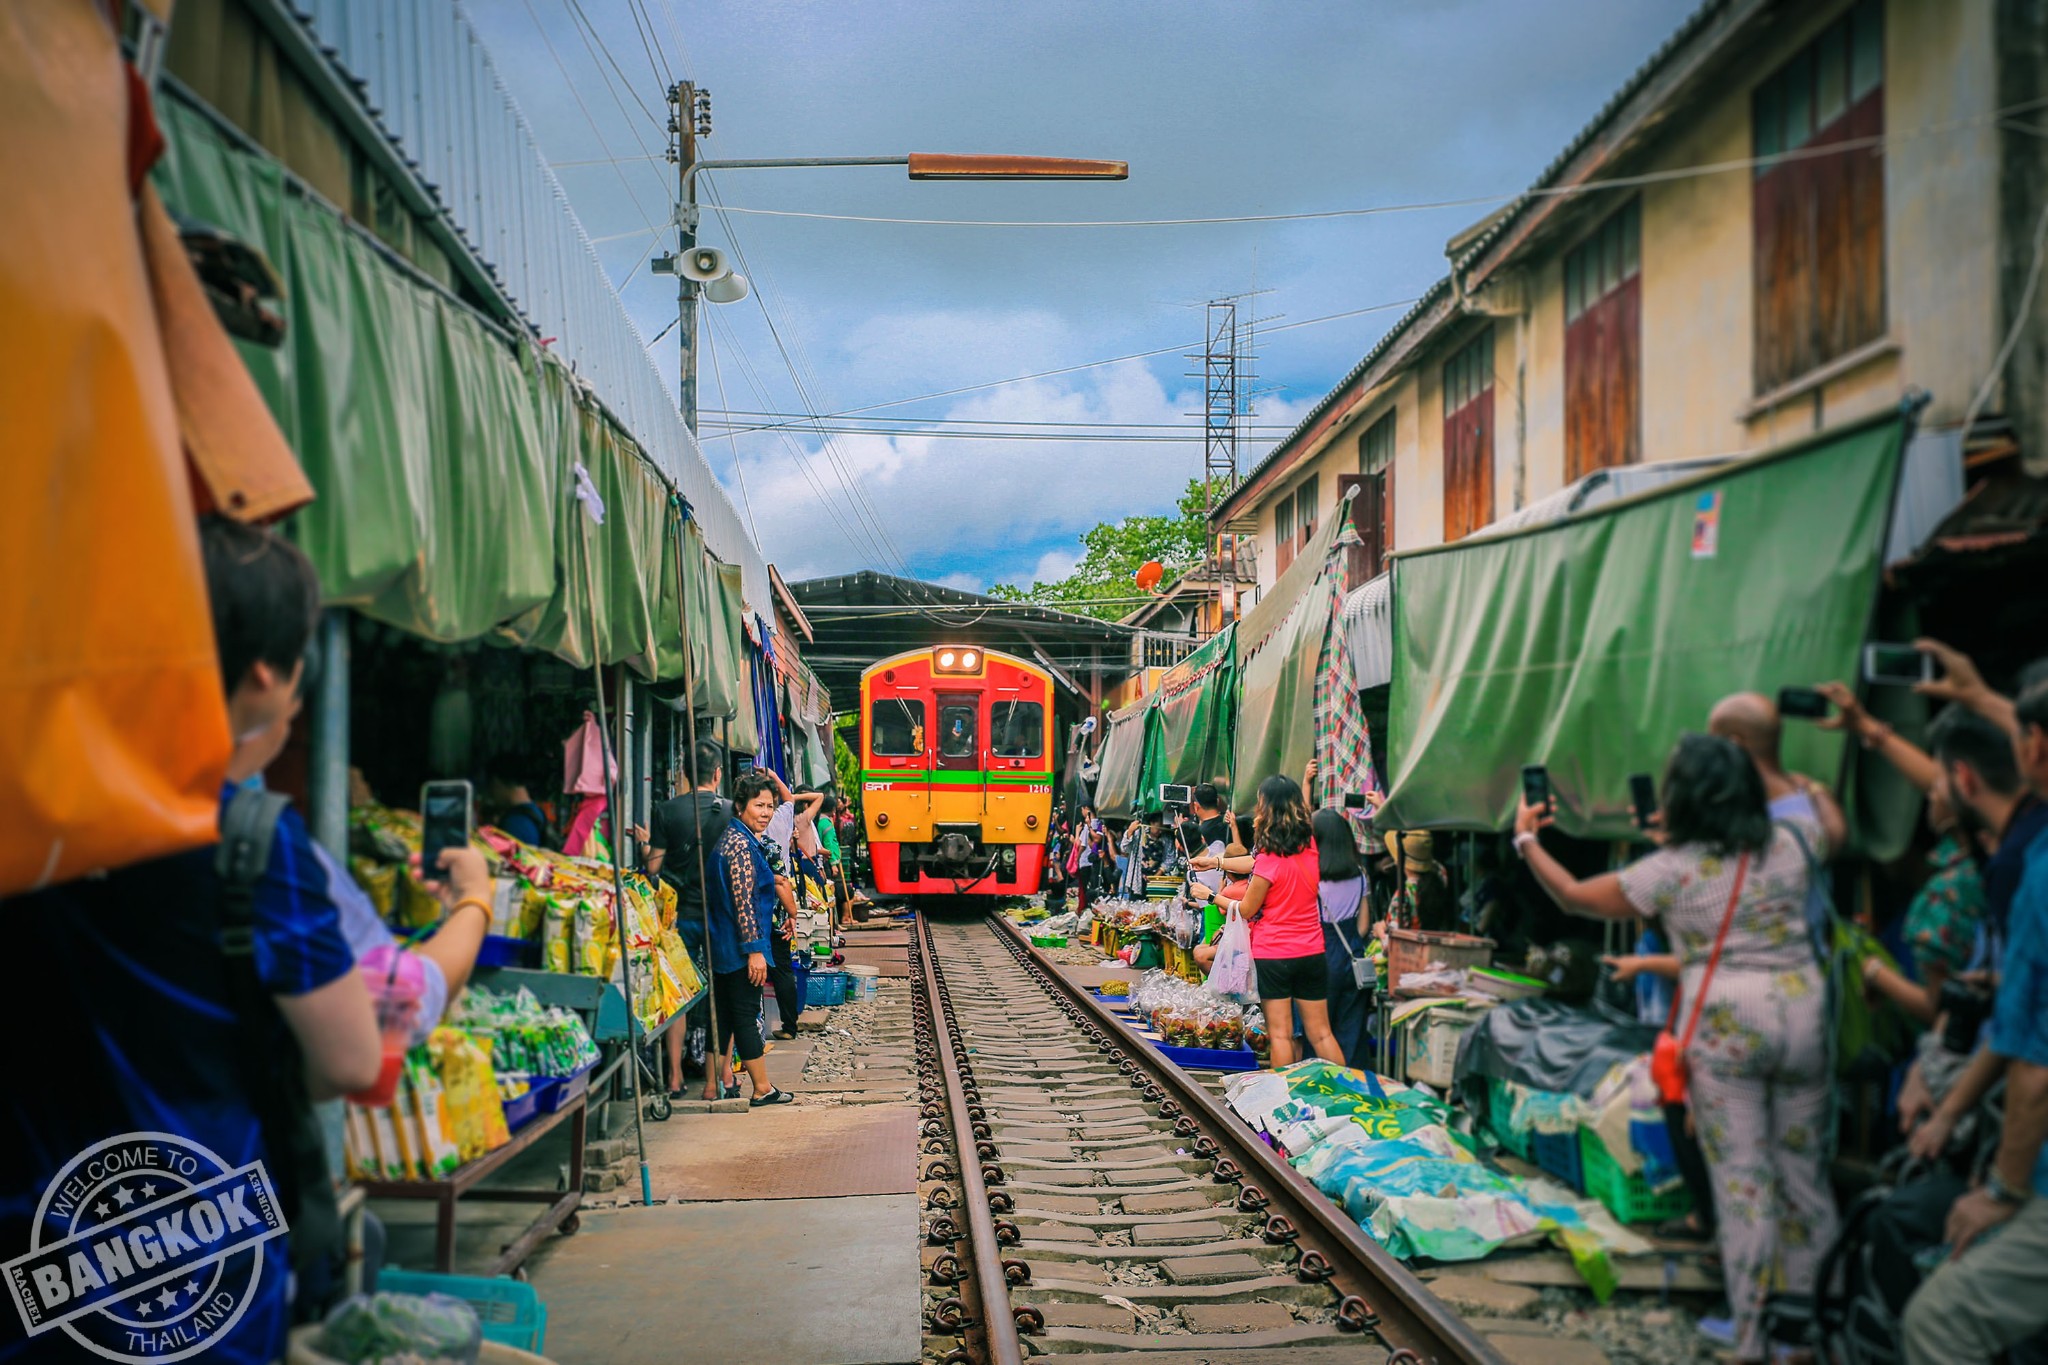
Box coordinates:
[0,519,385,1364]
[1903,680,2048,1364]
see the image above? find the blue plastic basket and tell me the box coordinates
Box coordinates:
[1531,1126,1585,1192]
[1155,1041,1260,1072]
[475,934,539,969]
[533,1060,594,1115]
[501,1086,541,1131]
[376,1270,547,1352]
[804,970,847,1008]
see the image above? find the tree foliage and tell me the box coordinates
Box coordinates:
[989,478,1216,621]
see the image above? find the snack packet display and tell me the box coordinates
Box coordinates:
[426,1027,510,1161]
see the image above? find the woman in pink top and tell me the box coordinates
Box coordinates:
[1197,774,1347,1069]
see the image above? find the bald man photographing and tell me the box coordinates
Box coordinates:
[1708,691,1850,857]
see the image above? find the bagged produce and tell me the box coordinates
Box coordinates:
[426,1028,510,1161]
[320,1291,482,1364]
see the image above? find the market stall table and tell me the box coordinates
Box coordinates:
[360,1086,587,1275]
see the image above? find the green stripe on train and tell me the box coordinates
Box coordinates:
[860,770,1052,786]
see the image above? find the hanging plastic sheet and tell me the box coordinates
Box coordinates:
[1378,413,1905,837]
[1,5,236,893]
[1456,998,1662,1098]
[1092,697,1154,819]
[154,100,559,643]
[1141,624,1237,804]
[1233,563,1343,800]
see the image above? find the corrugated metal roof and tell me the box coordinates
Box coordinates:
[1449,0,1735,273]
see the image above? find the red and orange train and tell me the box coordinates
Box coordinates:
[858,646,1054,898]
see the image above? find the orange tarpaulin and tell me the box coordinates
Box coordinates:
[0,2,307,895]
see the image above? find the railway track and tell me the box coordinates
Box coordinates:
[913,914,1508,1365]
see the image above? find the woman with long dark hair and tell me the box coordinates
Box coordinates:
[1512,733,1835,1365]
[1312,808,1372,1068]
[1192,774,1346,1069]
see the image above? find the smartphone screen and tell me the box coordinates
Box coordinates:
[1628,773,1658,829]
[1777,686,1831,719]
[420,780,474,872]
[1520,764,1551,811]
[1343,792,1368,809]
[1864,642,1934,686]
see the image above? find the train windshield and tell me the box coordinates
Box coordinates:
[990,701,1043,758]
[871,698,925,756]
[938,703,978,758]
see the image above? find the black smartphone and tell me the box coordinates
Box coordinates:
[1343,792,1369,810]
[1864,642,1936,686]
[1628,772,1658,830]
[419,779,474,874]
[1520,764,1552,812]
[1778,686,1831,719]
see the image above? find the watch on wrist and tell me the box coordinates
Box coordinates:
[1985,1170,2032,1206]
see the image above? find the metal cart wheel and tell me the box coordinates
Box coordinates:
[559,1212,581,1237]
[645,1092,672,1122]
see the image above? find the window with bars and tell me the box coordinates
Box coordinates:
[1564,199,1642,479]
[1442,329,1495,541]
[1274,494,1296,575]
[1295,479,1317,549]
[1343,411,1396,583]
[1752,0,1885,393]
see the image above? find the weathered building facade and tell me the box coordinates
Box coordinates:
[1217,0,2047,589]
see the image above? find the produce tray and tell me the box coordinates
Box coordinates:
[476,934,539,969]
[533,1060,595,1115]
[1155,1041,1260,1072]
[501,1087,542,1132]
[1581,1126,1692,1224]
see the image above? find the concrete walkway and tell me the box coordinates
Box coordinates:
[516,977,924,1364]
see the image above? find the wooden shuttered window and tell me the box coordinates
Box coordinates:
[1564,199,1642,480]
[1752,0,1885,393]
[1274,492,1295,575]
[1442,329,1495,542]
[1340,410,1395,585]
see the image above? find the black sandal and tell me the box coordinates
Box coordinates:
[750,1088,795,1106]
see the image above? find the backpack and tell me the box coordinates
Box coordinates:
[217,787,346,1322]
[1780,821,1913,1079]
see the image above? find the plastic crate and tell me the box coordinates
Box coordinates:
[501,1086,541,1132]
[1155,1041,1261,1072]
[1531,1126,1584,1191]
[1580,1126,1693,1225]
[1485,1077,1534,1160]
[805,970,848,1008]
[476,934,539,970]
[533,1060,594,1115]
[376,1270,547,1353]
[1031,935,1068,948]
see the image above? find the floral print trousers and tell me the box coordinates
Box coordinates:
[1686,966,1838,1361]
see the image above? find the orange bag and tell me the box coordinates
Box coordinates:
[0,5,247,894]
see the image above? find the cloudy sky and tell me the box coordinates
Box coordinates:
[465,0,1696,591]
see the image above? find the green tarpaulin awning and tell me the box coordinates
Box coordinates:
[1233,499,1354,798]
[1141,623,1238,804]
[1378,413,1906,839]
[1093,696,1155,819]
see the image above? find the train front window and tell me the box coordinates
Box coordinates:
[939,704,978,758]
[990,701,1044,758]
[871,699,925,756]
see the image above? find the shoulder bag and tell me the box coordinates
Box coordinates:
[1651,851,1749,1106]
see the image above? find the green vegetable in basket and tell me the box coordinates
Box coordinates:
[319,1291,482,1364]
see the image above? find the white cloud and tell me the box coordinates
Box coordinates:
[932,570,983,592]
[1029,548,1079,585]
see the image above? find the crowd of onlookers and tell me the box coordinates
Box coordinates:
[1046,641,2048,1365]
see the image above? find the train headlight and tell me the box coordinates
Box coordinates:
[961,651,978,669]
[933,647,983,675]
[875,812,889,828]
[938,651,956,668]
[1025,814,1038,829]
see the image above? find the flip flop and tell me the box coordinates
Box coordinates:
[750,1088,795,1107]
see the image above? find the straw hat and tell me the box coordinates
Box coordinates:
[1383,830,1436,869]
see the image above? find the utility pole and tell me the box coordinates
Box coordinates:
[665,81,710,434]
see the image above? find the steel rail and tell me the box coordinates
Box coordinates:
[983,912,1510,1365]
[915,916,1028,1365]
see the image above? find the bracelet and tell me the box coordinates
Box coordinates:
[1513,831,1537,858]
[449,897,493,925]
